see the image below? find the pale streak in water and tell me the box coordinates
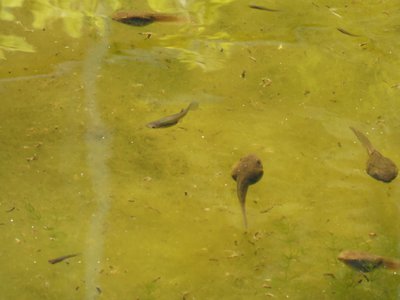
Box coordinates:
[82,6,111,300]
[0,61,79,83]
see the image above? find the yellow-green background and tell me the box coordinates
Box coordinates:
[0,0,399,299]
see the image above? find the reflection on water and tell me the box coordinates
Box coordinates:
[0,34,35,59]
[81,5,111,300]
[1,0,400,299]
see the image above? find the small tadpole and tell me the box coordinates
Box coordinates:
[337,27,360,37]
[260,206,274,214]
[6,207,15,213]
[249,4,280,12]
[48,253,79,264]
[112,12,186,27]
[323,273,336,279]
[152,276,161,283]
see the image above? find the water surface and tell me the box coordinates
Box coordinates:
[1,0,399,299]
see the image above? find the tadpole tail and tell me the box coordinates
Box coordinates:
[237,180,249,230]
[240,201,248,231]
[178,101,199,119]
[188,101,199,111]
[350,127,375,155]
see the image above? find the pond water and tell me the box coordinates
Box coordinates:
[1,0,399,299]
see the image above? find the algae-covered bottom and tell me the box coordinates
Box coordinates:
[0,0,399,299]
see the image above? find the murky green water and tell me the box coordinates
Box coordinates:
[1,0,400,299]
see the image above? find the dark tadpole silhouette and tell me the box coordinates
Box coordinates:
[338,250,400,273]
[231,154,263,230]
[48,253,79,264]
[112,12,185,27]
[146,102,198,128]
[350,127,398,183]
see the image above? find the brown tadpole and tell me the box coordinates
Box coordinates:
[231,154,263,230]
[248,4,280,12]
[338,250,400,273]
[146,102,198,128]
[48,253,79,264]
[337,27,360,37]
[350,127,398,183]
[112,11,187,27]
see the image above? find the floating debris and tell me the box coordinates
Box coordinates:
[391,83,400,89]
[329,8,343,18]
[231,154,264,230]
[26,154,38,162]
[260,77,272,87]
[138,32,153,39]
[112,11,186,27]
[146,102,198,128]
[350,127,398,182]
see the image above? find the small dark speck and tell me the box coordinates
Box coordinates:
[220,48,224,52]
[96,287,102,294]
[184,191,188,196]
[337,142,342,148]
[152,276,161,283]
[323,273,336,279]
[241,70,246,79]
[75,286,80,291]
[304,90,310,96]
